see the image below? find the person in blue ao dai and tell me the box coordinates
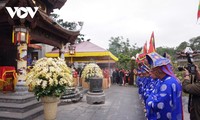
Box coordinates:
[145,52,183,120]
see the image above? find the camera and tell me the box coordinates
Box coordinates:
[177,52,196,74]
[178,64,196,74]
[177,66,185,71]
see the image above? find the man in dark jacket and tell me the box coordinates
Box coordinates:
[182,65,200,120]
[112,69,117,84]
[119,69,125,86]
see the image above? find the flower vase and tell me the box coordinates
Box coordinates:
[41,96,60,120]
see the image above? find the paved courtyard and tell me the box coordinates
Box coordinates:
[34,85,146,120]
[34,85,190,120]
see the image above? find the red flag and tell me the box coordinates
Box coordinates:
[143,41,147,54]
[148,31,155,53]
[197,1,200,20]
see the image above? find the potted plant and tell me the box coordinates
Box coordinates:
[25,57,73,120]
[81,63,103,92]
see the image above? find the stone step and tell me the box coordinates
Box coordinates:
[0,98,39,108]
[0,106,43,120]
[0,101,42,113]
[0,93,35,103]
[61,92,80,99]
[0,92,43,120]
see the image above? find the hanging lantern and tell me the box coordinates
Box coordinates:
[68,45,76,55]
[12,26,30,45]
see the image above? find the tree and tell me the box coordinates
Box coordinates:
[156,47,176,60]
[108,36,123,57]
[108,36,140,69]
[189,36,200,50]
[176,41,189,52]
[50,13,85,43]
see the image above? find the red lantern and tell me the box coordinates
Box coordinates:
[12,26,30,45]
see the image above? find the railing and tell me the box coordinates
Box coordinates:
[177,59,200,62]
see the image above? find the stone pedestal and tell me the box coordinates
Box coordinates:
[0,92,43,120]
[60,87,83,103]
[86,91,105,104]
[15,81,29,95]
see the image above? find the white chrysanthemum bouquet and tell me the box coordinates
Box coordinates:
[26,57,73,100]
[81,63,103,82]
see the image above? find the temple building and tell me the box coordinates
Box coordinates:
[0,0,81,119]
[176,47,200,66]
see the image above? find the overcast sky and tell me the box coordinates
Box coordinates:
[54,0,200,49]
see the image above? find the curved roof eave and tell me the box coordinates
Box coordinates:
[38,10,80,36]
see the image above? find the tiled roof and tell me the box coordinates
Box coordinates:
[74,41,106,52]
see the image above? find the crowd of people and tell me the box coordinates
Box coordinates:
[111,69,131,86]
[135,52,200,120]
